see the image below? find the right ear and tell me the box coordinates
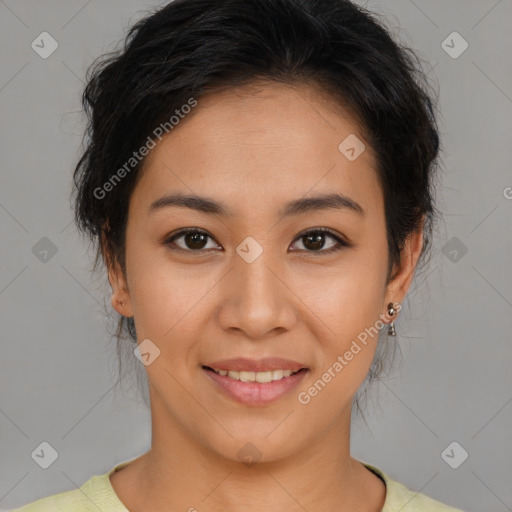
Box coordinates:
[101,225,133,318]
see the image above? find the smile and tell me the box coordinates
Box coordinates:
[203,366,309,406]
[208,368,302,383]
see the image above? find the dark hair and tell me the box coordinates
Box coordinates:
[72,0,441,410]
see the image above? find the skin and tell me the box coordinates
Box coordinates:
[106,80,424,512]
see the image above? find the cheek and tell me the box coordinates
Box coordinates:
[295,281,384,410]
[293,251,387,337]
[125,242,217,347]
[291,253,387,388]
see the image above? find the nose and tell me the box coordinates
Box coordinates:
[217,246,298,339]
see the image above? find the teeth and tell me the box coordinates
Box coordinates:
[211,368,300,382]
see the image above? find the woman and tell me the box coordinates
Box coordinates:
[13,0,465,510]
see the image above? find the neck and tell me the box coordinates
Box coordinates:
[112,394,386,512]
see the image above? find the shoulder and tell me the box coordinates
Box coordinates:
[9,468,128,512]
[9,486,91,512]
[363,463,466,512]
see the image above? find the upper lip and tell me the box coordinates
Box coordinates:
[203,357,307,373]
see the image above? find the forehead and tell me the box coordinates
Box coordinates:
[132,81,382,219]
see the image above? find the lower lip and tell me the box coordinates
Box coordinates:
[203,367,309,406]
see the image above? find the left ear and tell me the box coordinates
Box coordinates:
[383,216,425,312]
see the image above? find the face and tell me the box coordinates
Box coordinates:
[109,81,422,465]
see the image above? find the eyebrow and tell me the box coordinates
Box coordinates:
[148,192,365,218]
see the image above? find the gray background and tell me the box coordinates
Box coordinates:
[1,0,511,511]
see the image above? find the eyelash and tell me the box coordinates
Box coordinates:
[163,227,351,255]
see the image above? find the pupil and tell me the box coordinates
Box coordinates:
[186,232,207,249]
[305,233,324,250]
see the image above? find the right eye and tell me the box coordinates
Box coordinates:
[163,228,221,252]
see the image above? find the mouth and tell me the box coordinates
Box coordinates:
[202,365,309,406]
[202,366,306,383]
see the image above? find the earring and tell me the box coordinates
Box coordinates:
[387,302,398,337]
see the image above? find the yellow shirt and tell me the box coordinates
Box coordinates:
[11,458,465,511]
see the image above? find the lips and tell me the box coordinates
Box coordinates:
[203,365,309,406]
[202,356,308,373]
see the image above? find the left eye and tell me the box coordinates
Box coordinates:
[291,228,349,253]
[164,228,349,254]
